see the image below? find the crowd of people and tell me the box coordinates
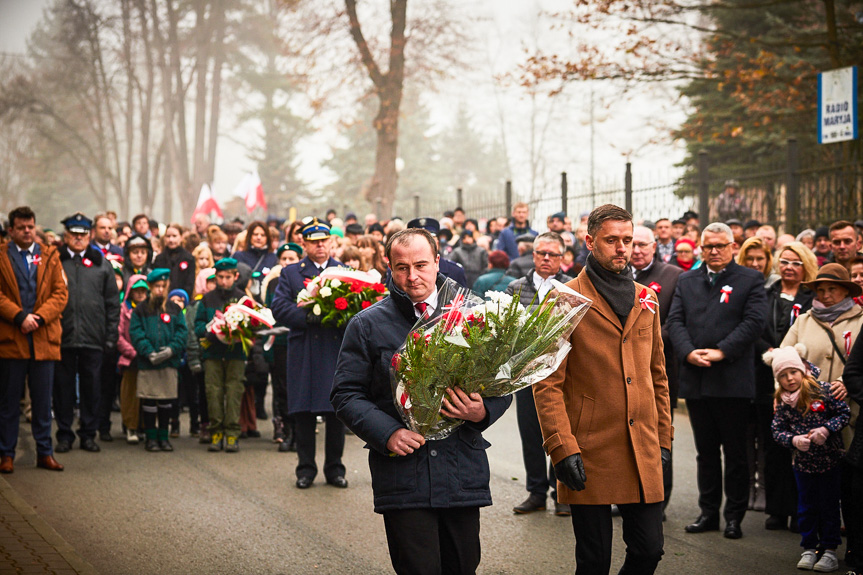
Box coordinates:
[2,199,863,574]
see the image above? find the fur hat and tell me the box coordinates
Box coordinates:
[762,344,808,378]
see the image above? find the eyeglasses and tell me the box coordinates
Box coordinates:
[702,243,731,252]
[778,259,804,268]
[535,250,562,259]
[633,242,654,249]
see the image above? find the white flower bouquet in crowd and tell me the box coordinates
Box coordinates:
[390,278,592,439]
[203,295,277,354]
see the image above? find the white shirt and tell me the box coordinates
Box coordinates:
[67,247,86,259]
[414,287,440,318]
[17,243,34,267]
[532,272,555,302]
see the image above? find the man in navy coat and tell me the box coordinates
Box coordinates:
[331,228,511,575]
[271,218,347,489]
[667,222,767,540]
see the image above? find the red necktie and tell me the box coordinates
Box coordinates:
[414,302,427,315]
[101,247,109,255]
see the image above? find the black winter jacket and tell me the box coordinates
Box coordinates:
[59,246,120,350]
[330,274,512,513]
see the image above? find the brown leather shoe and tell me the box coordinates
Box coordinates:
[0,456,13,474]
[36,455,64,471]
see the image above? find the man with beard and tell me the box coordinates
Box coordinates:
[195,258,247,452]
[331,228,511,574]
[54,213,120,453]
[0,206,67,473]
[533,204,672,574]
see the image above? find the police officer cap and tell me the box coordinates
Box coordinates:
[744,219,761,230]
[407,217,440,234]
[62,212,92,234]
[725,218,743,227]
[214,258,238,271]
[277,242,303,257]
[147,268,171,283]
[301,217,331,240]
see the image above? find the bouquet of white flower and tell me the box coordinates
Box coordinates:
[390,279,592,439]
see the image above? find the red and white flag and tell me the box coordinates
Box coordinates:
[233,171,267,214]
[192,183,223,222]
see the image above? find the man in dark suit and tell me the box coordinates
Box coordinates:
[667,222,767,540]
[271,218,347,489]
[331,228,511,574]
[54,213,120,454]
[505,232,573,516]
[0,206,67,473]
[90,213,124,258]
[631,225,683,508]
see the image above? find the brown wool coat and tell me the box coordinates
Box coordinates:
[533,268,673,505]
[0,242,68,361]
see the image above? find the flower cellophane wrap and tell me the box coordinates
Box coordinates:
[297,267,388,328]
[390,278,592,440]
[203,295,277,354]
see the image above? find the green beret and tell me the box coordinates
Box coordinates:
[277,242,303,257]
[130,279,150,291]
[329,227,344,238]
[214,257,238,271]
[147,268,171,283]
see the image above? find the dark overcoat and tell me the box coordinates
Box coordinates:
[666,260,768,400]
[271,256,343,415]
[330,274,511,513]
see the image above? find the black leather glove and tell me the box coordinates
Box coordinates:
[554,453,586,491]
[306,311,323,327]
[660,447,671,473]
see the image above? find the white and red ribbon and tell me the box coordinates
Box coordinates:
[791,303,802,325]
[719,285,733,304]
[31,254,41,266]
[82,258,93,268]
[845,331,853,357]
[638,288,657,314]
[647,281,661,295]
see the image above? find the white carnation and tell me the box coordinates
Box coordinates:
[319,286,332,298]
[313,304,322,316]
[330,279,342,288]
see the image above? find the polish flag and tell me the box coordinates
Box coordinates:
[191,183,223,221]
[233,171,267,214]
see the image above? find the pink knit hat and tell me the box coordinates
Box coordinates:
[194,267,215,297]
[762,344,808,378]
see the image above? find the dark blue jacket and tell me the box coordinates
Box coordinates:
[666,260,767,399]
[233,247,277,275]
[91,241,124,258]
[330,274,511,513]
[271,256,344,414]
[497,224,537,261]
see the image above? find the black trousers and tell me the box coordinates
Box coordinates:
[270,345,294,437]
[570,502,664,575]
[662,409,674,509]
[97,348,119,434]
[764,425,798,519]
[54,347,103,443]
[686,397,750,522]
[294,412,345,481]
[843,462,863,568]
[515,387,556,499]
[174,364,199,431]
[383,507,481,575]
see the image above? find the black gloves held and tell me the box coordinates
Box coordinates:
[554,453,586,491]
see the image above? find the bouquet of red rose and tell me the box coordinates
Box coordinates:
[202,295,277,355]
[296,267,388,328]
[390,278,592,439]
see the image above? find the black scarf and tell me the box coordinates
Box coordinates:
[585,252,635,326]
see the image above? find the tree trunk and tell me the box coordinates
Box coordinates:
[137,0,156,214]
[206,0,226,184]
[192,0,210,196]
[345,0,407,220]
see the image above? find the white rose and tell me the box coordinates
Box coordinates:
[330,279,342,288]
[319,286,333,298]
[313,304,322,316]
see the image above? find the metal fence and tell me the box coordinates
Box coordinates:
[393,139,862,234]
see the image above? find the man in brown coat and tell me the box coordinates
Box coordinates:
[533,204,673,575]
[0,206,68,473]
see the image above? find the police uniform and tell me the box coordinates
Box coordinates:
[271,219,347,488]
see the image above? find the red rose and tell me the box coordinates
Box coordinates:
[242,299,255,308]
[334,297,348,310]
[372,283,386,294]
[412,332,421,342]
[361,300,371,309]
[350,283,364,293]
[391,353,401,369]
[811,400,825,413]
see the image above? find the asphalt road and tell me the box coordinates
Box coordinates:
[6,397,822,574]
